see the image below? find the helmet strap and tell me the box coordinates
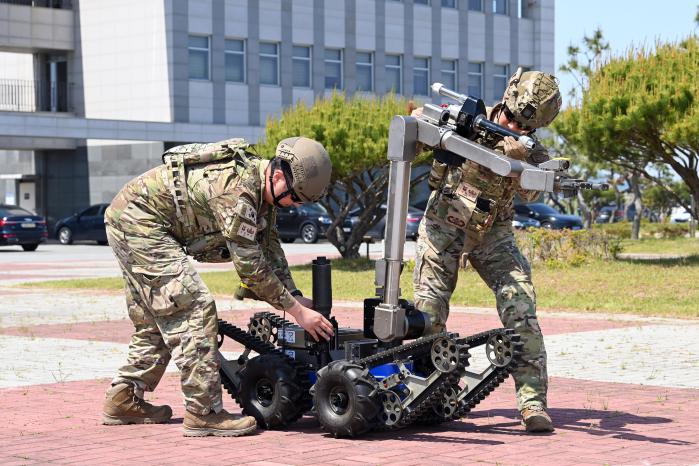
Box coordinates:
[268,158,296,207]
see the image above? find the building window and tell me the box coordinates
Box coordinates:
[493,0,507,15]
[188,35,210,80]
[493,64,509,99]
[260,42,279,85]
[414,0,430,4]
[385,54,402,94]
[441,0,456,7]
[356,52,373,92]
[413,57,430,96]
[325,48,343,89]
[468,62,483,98]
[441,59,457,90]
[468,0,483,11]
[225,39,245,83]
[292,45,312,88]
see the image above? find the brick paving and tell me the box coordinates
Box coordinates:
[1,287,698,465]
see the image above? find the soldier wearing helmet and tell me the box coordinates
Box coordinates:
[412,68,561,433]
[101,136,333,437]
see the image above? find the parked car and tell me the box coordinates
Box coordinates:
[670,207,692,223]
[0,204,48,251]
[595,205,625,224]
[345,205,423,240]
[514,203,583,230]
[54,203,109,245]
[276,202,332,243]
[512,214,540,230]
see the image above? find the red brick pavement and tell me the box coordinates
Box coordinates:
[1,375,697,465]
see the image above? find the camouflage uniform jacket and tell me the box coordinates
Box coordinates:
[427,104,549,236]
[105,139,298,311]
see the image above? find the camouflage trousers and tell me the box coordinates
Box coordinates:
[106,224,223,415]
[413,216,548,411]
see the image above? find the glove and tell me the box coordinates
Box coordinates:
[503,136,528,160]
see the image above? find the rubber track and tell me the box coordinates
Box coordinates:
[217,319,313,413]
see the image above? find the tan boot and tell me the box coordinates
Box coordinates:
[102,383,172,425]
[183,409,257,437]
[520,405,554,433]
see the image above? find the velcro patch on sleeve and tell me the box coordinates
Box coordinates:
[237,222,257,241]
[236,200,257,224]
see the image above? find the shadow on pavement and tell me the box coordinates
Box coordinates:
[473,408,693,445]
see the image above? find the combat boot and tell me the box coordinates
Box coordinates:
[183,409,257,437]
[102,383,173,425]
[520,405,554,433]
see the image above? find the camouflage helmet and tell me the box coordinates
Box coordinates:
[503,67,562,129]
[272,137,332,203]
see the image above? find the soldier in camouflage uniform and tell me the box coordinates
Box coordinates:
[101,136,333,437]
[412,68,562,433]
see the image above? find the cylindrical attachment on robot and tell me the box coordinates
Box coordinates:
[312,256,333,318]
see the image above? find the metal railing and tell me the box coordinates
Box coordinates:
[0,79,70,113]
[0,0,72,8]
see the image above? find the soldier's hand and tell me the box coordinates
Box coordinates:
[286,302,334,341]
[503,136,528,160]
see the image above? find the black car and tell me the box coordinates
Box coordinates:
[345,204,423,240]
[514,203,583,230]
[0,204,48,251]
[54,203,109,245]
[276,202,332,243]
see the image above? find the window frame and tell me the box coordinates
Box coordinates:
[292,44,312,88]
[493,63,510,101]
[467,61,483,98]
[224,38,246,83]
[356,51,374,92]
[493,0,508,15]
[188,35,211,81]
[259,41,280,86]
[440,59,457,91]
[413,56,430,96]
[385,53,402,94]
[324,48,344,90]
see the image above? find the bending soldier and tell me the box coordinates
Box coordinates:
[101,137,334,437]
[412,69,562,433]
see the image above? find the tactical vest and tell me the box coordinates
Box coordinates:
[426,106,520,239]
[161,138,255,262]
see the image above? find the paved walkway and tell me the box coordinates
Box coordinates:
[1,287,698,465]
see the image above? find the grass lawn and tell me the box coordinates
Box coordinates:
[20,255,699,319]
[620,237,699,255]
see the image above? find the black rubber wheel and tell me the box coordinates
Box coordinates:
[58,227,73,245]
[541,222,553,229]
[300,223,319,244]
[280,237,295,243]
[97,240,108,246]
[312,360,381,437]
[237,354,310,429]
[21,244,39,251]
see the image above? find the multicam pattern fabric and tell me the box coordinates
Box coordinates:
[504,69,562,129]
[413,110,549,410]
[106,139,299,414]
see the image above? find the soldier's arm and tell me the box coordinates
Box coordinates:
[210,194,297,311]
[516,140,550,202]
[264,221,299,295]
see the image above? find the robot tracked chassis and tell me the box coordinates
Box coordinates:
[216,83,606,438]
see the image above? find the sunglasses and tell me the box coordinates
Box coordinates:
[503,106,534,132]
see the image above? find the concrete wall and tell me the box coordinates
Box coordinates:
[79,0,171,121]
[86,140,164,204]
[0,3,73,52]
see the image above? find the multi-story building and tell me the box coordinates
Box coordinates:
[0,0,554,227]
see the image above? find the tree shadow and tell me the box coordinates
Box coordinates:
[616,254,699,267]
[471,407,693,445]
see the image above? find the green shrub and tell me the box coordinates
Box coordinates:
[516,228,618,267]
[593,221,689,239]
